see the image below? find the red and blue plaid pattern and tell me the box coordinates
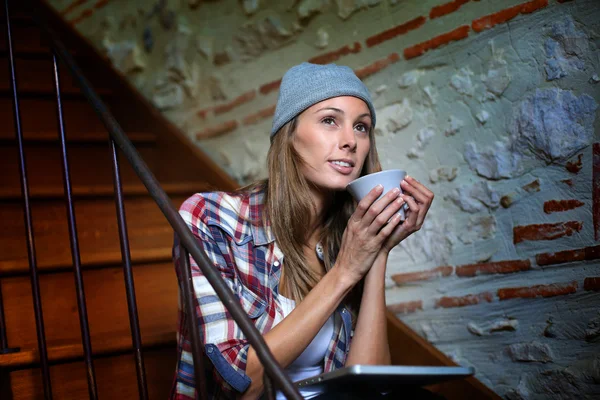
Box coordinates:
[170,188,352,399]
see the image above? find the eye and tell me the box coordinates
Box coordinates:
[355,123,369,133]
[322,117,336,126]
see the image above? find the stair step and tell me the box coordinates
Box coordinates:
[0,181,208,201]
[0,142,159,194]
[0,55,113,96]
[0,195,193,275]
[0,262,178,368]
[0,330,175,369]
[0,97,131,134]
[9,348,176,399]
[0,130,157,144]
[0,22,48,55]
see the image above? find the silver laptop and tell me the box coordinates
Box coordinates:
[295,365,475,392]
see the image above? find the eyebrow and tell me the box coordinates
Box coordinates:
[314,107,372,120]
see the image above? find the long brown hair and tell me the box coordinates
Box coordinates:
[250,114,382,310]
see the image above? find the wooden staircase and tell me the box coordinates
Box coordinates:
[0,1,237,398]
[0,2,500,399]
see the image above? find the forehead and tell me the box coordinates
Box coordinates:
[305,96,371,116]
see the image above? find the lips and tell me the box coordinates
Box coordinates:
[329,159,355,168]
[328,160,354,175]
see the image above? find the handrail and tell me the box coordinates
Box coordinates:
[32,10,302,400]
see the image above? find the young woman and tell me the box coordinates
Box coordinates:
[172,63,435,399]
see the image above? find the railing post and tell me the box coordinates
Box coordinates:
[263,372,276,400]
[179,245,208,400]
[4,0,52,398]
[108,138,149,400]
[51,52,98,400]
[0,283,19,355]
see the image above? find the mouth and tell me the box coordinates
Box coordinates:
[328,159,355,175]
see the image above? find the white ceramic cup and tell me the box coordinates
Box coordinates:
[346,169,409,221]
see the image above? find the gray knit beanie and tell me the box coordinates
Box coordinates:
[270,62,376,137]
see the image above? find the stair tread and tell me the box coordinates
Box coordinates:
[0,85,112,96]
[0,194,195,276]
[9,348,176,400]
[0,329,176,368]
[0,246,173,276]
[0,130,157,143]
[0,181,208,200]
[1,262,179,368]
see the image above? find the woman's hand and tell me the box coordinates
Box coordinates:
[381,175,434,254]
[335,184,405,285]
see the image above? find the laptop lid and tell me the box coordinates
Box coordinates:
[295,365,475,392]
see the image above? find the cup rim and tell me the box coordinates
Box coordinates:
[346,169,406,189]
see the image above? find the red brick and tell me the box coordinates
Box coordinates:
[94,0,109,9]
[213,90,256,115]
[309,42,362,64]
[544,199,585,214]
[365,17,426,48]
[404,25,470,60]
[584,277,600,291]
[521,0,548,13]
[259,79,282,95]
[197,108,211,120]
[522,179,540,193]
[513,221,583,244]
[391,266,453,284]
[594,144,600,241]
[71,8,93,25]
[456,259,530,277]
[387,300,423,314]
[536,245,600,266]
[498,281,578,300]
[195,120,238,140]
[430,0,470,19]
[354,53,400,80]
[242,104,277,126]
[566,154,583,173]
[61,0,87,16]
[472,0,548,33]
[561,179,574,187]
[536,248,585,266]
[435,292,493,308]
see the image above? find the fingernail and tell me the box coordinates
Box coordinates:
[376,184,383,190]
[392,187,400,195]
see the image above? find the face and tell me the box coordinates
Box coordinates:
[293,96,372,194]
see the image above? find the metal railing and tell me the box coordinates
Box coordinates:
[0,0,302,398]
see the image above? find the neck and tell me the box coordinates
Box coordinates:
[306,184,334,246]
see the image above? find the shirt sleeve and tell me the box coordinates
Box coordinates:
[174,194,260,396]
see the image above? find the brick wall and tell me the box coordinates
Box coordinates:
[49,0,600,397]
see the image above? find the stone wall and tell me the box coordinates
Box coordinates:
[48,0,600,398]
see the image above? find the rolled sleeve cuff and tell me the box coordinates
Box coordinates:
[205,343,252,393]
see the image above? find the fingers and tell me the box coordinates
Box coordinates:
[367,195,405,235]
[352,185,384,221]
[400,193,420,231]
[400,175,434,206]
[358,187,402,227]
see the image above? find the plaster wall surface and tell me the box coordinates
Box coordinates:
[47,0,600,398]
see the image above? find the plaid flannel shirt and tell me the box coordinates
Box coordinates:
[171,188,353,399]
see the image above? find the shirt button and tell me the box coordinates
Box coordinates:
[207,347,213,353]
[273,261,280,267]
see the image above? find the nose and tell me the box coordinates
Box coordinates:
[339,124,357,151]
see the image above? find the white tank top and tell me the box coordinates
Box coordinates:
[275,294,334,400]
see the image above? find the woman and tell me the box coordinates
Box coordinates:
[172,63,435,399]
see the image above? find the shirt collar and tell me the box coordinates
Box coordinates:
[248,186,275,246]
